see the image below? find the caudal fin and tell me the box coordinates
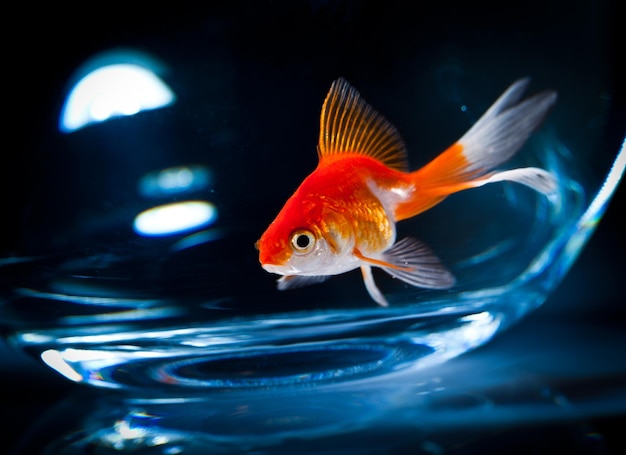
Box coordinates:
[395,78,557,220]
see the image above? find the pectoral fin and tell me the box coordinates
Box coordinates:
[380,237,456,289]
[355,238,455,300]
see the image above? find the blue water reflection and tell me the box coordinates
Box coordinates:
[16,317,626,454]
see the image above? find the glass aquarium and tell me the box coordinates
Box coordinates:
[2,1,624,452]
[2,0,623,392]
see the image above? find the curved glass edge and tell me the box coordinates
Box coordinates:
[491,134,626,321]
[544,135,626,285]
[568,136,626,257]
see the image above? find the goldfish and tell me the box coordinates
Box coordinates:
[256,77,557,307]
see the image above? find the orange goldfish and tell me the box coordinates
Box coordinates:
[256,77,557,307]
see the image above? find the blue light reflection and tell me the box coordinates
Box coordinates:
[138,165,213,198]
[133,201,218,237]
[59,51,176,133]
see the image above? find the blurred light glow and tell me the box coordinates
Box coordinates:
[41,349,83,382]
[60,61,175,133]
[139,165,213,198]
[114,419,147,440]
[133,201,217,237]
[171,228,224,252]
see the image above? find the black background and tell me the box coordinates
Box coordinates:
[3,1,625,453]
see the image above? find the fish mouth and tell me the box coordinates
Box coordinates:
[262,263,294,275]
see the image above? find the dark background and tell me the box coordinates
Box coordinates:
[3,1,625,453]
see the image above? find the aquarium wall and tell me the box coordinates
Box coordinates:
[2,1,625,453]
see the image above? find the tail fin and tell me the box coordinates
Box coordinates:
[395,78,557,221]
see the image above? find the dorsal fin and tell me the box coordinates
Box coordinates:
[318,78,409,172]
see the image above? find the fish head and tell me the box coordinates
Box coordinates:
[256,196,352,277]
[256,226,334,276]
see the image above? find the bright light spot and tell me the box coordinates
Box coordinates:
[138,165,212,198]
[458,311,499,346]
[41,349,83,382]
[459,311,492,323]
[159,167,193,189]
[133,201,217,237]
[16,332,54,344]
[114,419,147,440]
[150,435,172,447]
[60,61,175,133]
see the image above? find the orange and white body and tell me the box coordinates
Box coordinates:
[256,78,557,306]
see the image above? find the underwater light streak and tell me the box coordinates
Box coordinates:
[133,201,217,237]
[59,63,176,133]
[16,287,166,307]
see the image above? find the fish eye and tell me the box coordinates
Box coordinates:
[290,229,316,254]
